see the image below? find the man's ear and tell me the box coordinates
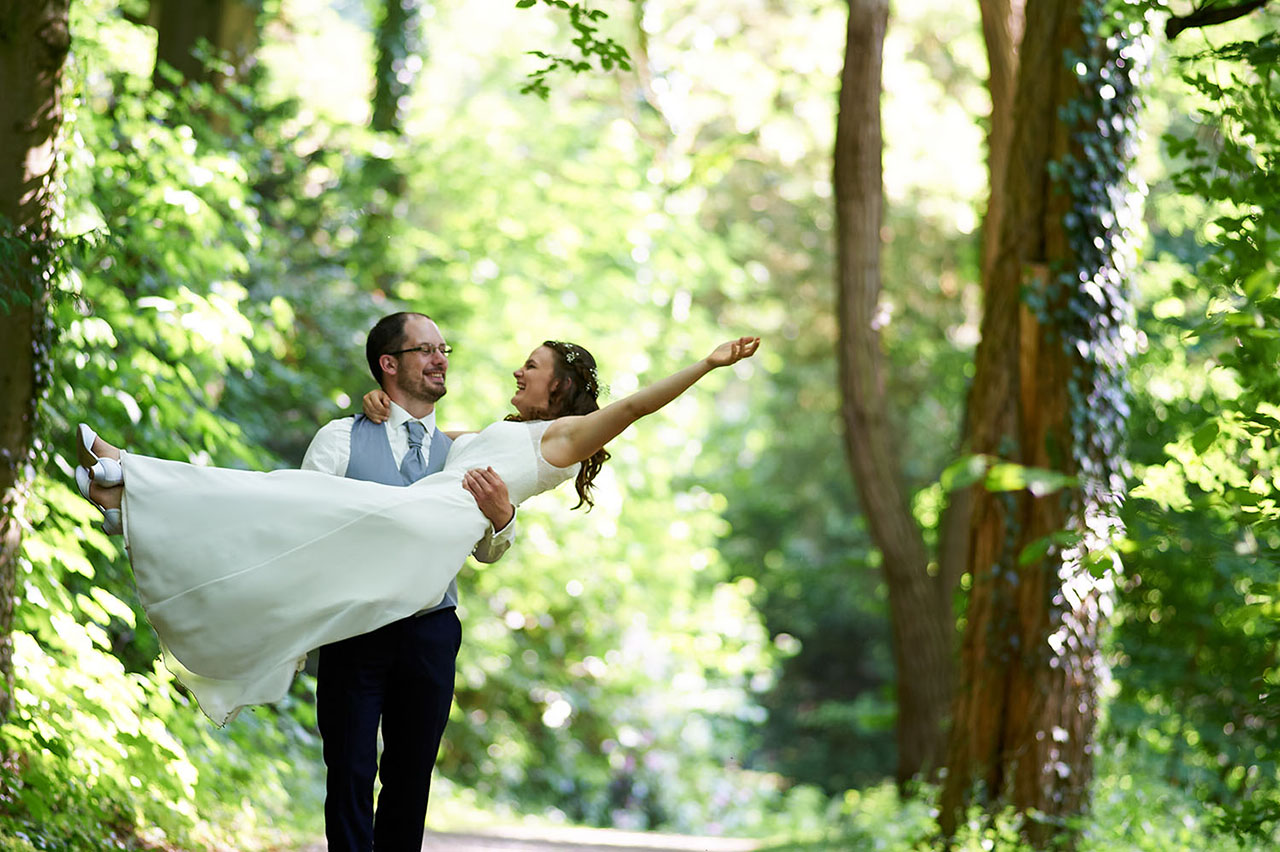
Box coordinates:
[380,353,399,378]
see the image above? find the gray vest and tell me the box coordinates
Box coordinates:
[347,414,457,612]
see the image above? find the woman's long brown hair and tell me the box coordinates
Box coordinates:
[508,341,609,509]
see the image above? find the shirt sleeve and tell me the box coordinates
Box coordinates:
[471,508,517,564]
[301,418,354,476]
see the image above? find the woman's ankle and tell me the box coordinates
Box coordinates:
[92,436,121,461]
[90,482,122,511]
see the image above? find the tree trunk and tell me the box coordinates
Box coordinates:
[834,0,952,783]
[372,0,422,134]
[977,0,1025,287]
[939,0,1141,843]
[0,0,71,722]
[152,0,258,89]
[936,0,1028,611]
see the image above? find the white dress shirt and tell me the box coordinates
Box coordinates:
[301,401,515,562]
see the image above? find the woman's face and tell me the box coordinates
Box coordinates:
[512,346,559,417]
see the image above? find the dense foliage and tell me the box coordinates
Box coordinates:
[1116,23,1280,843]
[0,0,1277,849]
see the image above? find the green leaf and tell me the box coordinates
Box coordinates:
[985,463,1074,495]
[940,454,989,492]
[1242,266,1278,301]
[1084,549,1112,579]
[1018,536,1052,567]
[1191,420,1219,454]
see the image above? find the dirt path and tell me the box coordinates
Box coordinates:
[295,825,762,852]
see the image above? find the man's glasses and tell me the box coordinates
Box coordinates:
[387,344,453,358]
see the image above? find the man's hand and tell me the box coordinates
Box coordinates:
[363,389,392,423]
[462,467,516,530]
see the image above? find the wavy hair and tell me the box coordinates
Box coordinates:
[507,340,609,510]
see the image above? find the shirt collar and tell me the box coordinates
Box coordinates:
[386,401,436,436]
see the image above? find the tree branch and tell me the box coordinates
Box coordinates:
[1166,0,1271,40]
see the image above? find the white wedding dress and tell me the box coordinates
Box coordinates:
[119,419,578,725]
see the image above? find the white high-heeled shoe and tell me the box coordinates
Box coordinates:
[77,423,123,487]
[75,466,123,536]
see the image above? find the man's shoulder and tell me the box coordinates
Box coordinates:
[302,415,359,474]
[313,414,358,436]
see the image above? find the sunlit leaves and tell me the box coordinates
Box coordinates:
[515,0,633,99]
[939,454,1077,496]
[1114,13,1280,836]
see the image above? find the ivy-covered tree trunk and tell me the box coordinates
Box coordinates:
[939,0,1143,843]
[834,0,952,783]
[0,0,70,721]
[152,0,259,89]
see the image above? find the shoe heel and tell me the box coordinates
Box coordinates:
[75,466,92,501]
[76,423,99,469]
[101,509,123,536]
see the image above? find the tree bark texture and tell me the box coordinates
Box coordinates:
[940,0,1138,842]
[977,0,1026,289]
[834,0,952,784]
[0,0,70,721]
[936,0,1028,610]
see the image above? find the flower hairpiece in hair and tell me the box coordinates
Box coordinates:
[552,342,604,397]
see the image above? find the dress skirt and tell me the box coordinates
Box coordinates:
[120,452,489,724]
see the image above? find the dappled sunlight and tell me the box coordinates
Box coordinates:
[3,0,1278,848]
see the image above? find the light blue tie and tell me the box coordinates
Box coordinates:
[401,420,428,482]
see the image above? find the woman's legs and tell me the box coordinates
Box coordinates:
[82,431,122,466]
[87,433,122,510]
[75,425,124,529]
[89,478,121,511]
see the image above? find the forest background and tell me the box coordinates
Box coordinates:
[0,0,1277,850]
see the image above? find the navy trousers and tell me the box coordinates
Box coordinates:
[317,607,462,852]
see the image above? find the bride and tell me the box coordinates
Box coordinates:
[75,335,760,723]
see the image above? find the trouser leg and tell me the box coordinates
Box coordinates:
[317,625,396,852]
[373,608,462,852]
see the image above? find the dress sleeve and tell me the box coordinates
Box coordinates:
[301,418,354,476]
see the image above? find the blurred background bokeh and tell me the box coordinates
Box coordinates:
[1,0,1278,849]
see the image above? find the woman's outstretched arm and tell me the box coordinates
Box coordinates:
[540,336,759,468]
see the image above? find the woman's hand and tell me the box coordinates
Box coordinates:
[363,389,392,423]
[706,336,760,368]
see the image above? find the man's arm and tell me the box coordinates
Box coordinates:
[463,466,517,564]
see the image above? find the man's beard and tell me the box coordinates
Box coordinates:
[398,374,446,405]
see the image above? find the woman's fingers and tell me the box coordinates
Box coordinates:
[362,389,391,422]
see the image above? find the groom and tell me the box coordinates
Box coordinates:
[301,311,516,852]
